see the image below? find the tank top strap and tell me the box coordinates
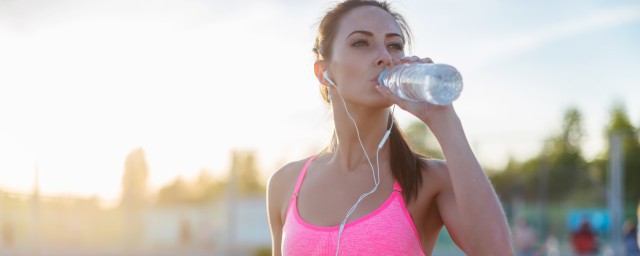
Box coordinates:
[292,155,317,197]
[393,180,402,192]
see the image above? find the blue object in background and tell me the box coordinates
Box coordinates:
[568,209,610,233]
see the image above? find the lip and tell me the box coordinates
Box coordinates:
[371,73,382,85]
[372,72,381,80]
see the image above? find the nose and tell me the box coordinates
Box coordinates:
[375,47,393,68]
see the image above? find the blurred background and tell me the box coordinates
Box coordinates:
[1,0,639,255]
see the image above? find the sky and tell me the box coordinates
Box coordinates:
[1,0,639,202]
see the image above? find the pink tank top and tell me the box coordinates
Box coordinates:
[282,156,426,255]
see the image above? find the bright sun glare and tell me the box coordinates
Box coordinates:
[1,0,639,202]
[0,0,326,201]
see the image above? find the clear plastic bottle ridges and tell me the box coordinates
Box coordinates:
[378,62,463,105]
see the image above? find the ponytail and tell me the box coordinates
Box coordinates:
[389,119,426,203]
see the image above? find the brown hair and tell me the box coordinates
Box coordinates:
[314,0,426,203]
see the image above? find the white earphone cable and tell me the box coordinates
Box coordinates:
[329,77,395,256]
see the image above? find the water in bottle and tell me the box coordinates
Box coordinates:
[377,62,463,105]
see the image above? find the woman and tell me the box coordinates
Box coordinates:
[267,0,512,255]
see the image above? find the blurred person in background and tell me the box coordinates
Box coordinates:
[571,219,598,255]
[179,217,191,248]
[2,220,14,248]
[623,219,639,256]
[537,232,560,256]
[266,0,512,255]
[513,216,537,256]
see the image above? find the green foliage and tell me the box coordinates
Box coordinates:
[490,103,640,208]
[499,157,541,202]
[491,107,593,204]
[544,107,588,200]
[403,121,443,159]
[254,246,271,256]
[606,102,636,136]
[602,103,640,204]
[554,108,585,156]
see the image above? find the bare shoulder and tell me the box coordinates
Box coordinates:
[267,156,314,219]
[419,158,452,193]
[268,157,310,197]
[407,158,454,242]
[410,158,453,212]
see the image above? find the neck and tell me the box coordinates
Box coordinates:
[330,101,392,172]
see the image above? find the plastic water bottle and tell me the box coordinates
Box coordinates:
[378,62,463,105]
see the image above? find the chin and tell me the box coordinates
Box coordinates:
[368,96,394,109]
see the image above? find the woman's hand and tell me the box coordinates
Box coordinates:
[375,56,456,125]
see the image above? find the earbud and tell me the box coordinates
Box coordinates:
[323,71,337,87]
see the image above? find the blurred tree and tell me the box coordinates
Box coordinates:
[553,107,585,155]
[120,147,149,249]
[155,170,224,205]
[155,150,266,204]
[403,121,443,159]
[229,150,265,196]
[194,170,225,202]
[593,103,640,207]
[120,147,149,208]
[543,107,589,202]
[490,107,590,203]
[156,177,192,205]
[492,157,539,203]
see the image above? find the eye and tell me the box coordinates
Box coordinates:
[352,39,369,47]
[388,43,404,51]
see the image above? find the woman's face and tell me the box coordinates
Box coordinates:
[327,6,405,107]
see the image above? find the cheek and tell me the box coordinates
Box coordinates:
[335,57,366,79]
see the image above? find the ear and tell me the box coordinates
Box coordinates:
[314,61,330,87]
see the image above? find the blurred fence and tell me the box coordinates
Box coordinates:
[2,189,638,255]
[0,190,270,256]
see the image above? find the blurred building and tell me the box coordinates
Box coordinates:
[143,196,270,253]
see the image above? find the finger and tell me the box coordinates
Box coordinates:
[400,56,420,63]
[376,85,406,106]
[376,84,399,102]
[418,57,434,63]
[391,58,402,66]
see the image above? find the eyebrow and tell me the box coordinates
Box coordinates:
[346,30,404,41]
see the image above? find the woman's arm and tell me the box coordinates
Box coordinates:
[423,107,513,255]
[266,161,302,256]
[376,56,512,254]
[267,169,285,256]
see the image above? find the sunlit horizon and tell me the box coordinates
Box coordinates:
[1,0,639,202]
